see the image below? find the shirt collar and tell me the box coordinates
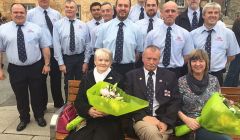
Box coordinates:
[37,6,51,13]
[201,24,217,33]
[146,15,158,21]
[13,21,27,27]
[188,7,200,15]
[163,23,176,30]
[143,67,157,77]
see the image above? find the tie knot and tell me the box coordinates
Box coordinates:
[96,21,100,25]
[207,29,213,34]
[44,10,47,14]
[148,71,154,76]
[118,22,124,27]
[69,20,74,23]
[17,24,23,28]
[167,27,172,31]
[149,18,153,22]
[141,7,144,12]
[193,11,197,16]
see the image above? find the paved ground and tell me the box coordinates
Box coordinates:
[0,53,65,140]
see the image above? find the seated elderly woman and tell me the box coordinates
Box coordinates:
[177,49,231,140]
[65,48,124,140]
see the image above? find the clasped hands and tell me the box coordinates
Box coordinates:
[143,116,168,133]
[88,107,108,118]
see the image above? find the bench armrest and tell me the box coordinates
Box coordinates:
[50,105,66,140]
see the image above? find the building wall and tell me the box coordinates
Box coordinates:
[0,0,239,22]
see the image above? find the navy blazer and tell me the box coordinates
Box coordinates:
[125,67,181,128]
[175,8,204,32]
[74,70,123,119]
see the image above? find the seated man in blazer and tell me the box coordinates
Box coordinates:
[125,45,181,140]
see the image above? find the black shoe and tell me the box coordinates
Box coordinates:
[35,117,47,127]
[16,121,29,131]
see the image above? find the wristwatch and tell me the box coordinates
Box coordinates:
[44,63,50,67]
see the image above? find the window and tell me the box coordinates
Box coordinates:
[76,5,81,19]
[175,0,185,8]
[24,3,35,11]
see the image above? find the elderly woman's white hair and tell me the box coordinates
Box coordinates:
[94,48,113,62]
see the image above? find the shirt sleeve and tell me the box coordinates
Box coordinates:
[53,24,64,65]
[84,26,91,63]
[226,30,240,56]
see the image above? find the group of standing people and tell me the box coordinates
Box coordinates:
[0,0,239,140]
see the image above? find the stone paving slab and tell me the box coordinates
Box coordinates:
[0,106,18,133]
[32,136,50,140]
[0,134,33,140]
[4,112,53,137]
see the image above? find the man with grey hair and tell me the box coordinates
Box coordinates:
[53,0,90,100]
[125,45,180,140]
[190,2,240,86]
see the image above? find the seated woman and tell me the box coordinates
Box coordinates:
[65,48,124,140]
[177,49,231,140]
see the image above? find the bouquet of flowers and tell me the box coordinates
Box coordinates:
[66,81,149,131]
[87,81,149,116]
[175,92,240,136]
[99,83,124,101]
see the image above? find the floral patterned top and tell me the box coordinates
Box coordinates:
[178,74,220,118]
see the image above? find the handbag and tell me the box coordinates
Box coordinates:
[56,103,77,134]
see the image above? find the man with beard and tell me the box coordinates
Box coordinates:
[95,0,144,76]
[145,1,194,78]
[175,0,203,32]
[27,0,64,110]
[135,0,163,68]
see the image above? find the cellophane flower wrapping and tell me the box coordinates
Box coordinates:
[87,81,149,116]
[175,92,240,136]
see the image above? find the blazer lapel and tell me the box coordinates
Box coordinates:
[137,69,147,96]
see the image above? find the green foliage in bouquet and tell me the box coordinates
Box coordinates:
[87,81,149,116]
[175,92,240,136]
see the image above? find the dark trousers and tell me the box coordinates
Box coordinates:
[112,63,135,77]
[63,53,84,100]
[8,60,45,122]
[210,68,226,86]
[42,48,64,108]
[224,53,240,87]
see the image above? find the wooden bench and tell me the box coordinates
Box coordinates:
[51,80,138,140]
[50,82,240,140]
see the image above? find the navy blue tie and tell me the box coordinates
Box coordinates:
[205,29,213,69]
[162,27,172,67]
[96,21,100,25]
[147,18,153,33]
[146,71,154,115]
[192,11,198,30]
[139,7,144,20]
[114,22,124,63]
[69,20,75,52]
[17,25,27,63]
[44,10,53,36]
